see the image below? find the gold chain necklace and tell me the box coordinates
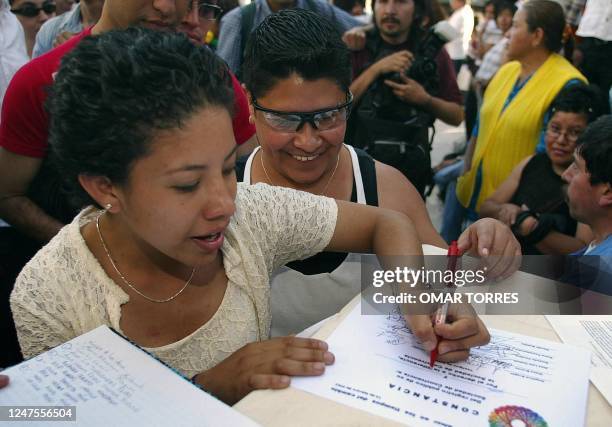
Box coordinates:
[259,150,341,197]
[95,213,196,303]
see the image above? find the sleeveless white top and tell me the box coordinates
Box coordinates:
[243,145,367,336]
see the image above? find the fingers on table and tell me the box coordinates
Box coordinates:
[258,337,335,376]
[248,374,291,390]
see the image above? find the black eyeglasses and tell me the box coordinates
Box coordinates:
[194,2,223,21]
[252,93,353,132]
[11,1,56,17]
[546,123,584,143]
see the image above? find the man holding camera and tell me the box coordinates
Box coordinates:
[348,0,463,196]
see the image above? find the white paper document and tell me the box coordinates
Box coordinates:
[293,305,591,427]
[0,326,258,426]
[547,315,612,405]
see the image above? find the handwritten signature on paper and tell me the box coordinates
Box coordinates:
[376,311,516,376]
[376,312,415,346]
[467,337,519,373]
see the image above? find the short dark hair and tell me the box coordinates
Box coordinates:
[423,0,446,27]
[371,0,429,50]
[576,115,612,186]
[494,0,517,20]
[522,0,565,53]
[551,84,606,124]
[242,9,351,99]
[48,27,234,209]
[334,0,365,13]
[372,0,427,25]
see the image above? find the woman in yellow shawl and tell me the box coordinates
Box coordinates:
[456,0,586,217]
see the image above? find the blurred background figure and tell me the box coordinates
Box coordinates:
[334,0,370,23]
[472,0,515,88]
[205,0,239,49]
[216,0,361,76]
[467,0,517,138]
[476,0,513,61]
[423,0,446,27]
[456,0,586,241]
[9,0,56,57]
[568,0,612,114]
[54,0,73,15]
[177,0,257,156]
[33,0,104,57]
[479,84,605,255]
[445,0,474,74]
[1,0,28,112]
[467,0,496,72]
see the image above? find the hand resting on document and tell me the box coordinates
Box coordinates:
[192,337,334,404]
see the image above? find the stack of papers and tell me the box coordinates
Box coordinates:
[293,304,591,426]
[547,315,612,405]
[0,326,258,426]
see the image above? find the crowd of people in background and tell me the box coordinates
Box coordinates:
[0,0,611,401]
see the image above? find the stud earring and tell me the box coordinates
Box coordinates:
[105,203,112,211]
[249,115,255,124]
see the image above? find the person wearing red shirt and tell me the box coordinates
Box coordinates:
[0,0,254,368]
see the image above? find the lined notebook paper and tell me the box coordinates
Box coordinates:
[0,326,258,426]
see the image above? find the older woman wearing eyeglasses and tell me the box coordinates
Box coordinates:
[480,84,605,255]
[457,1,586,218]
[9,0,56,56]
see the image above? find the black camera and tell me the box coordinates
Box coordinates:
[407,21,458,93]
[348,23,460,197]
[366,22,459,125]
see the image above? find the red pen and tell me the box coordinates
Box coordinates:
[429,240,460,368]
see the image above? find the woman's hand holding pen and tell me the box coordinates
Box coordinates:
[193,337,334,404]
[406,304,490,362]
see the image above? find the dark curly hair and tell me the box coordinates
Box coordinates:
[551,83,606,125]
[48,27,234,209]
[242,8,351,99]
[577,115,612,186]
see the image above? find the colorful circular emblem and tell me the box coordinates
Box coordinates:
[489,405,548,427]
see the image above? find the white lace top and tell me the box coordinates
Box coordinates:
[10,183,337,378]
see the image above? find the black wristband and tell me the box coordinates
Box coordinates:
[511,210,538,236]
[521,213,557,245]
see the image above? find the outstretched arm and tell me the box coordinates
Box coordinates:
[325,199,422,256]
[329,199,490,363]
[376,161,447,248]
